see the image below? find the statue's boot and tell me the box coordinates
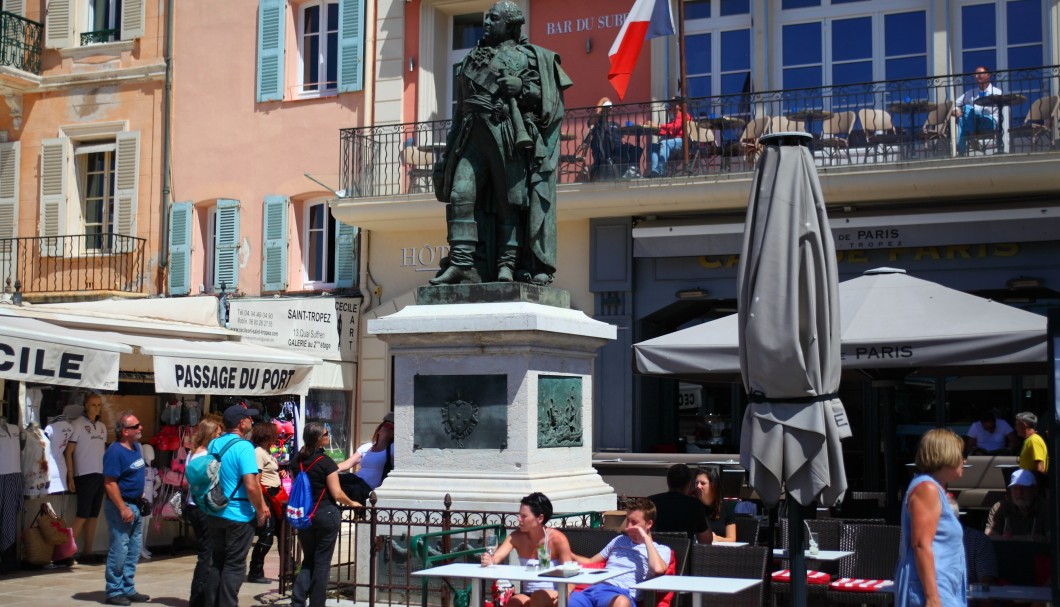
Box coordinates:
[496,223,519,282]
[431,214,480,285]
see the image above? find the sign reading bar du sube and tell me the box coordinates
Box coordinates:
[227,297,360,361]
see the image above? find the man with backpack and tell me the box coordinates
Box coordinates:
[203,405,270,607]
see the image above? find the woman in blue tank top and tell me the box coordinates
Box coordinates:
[895,428,967,607]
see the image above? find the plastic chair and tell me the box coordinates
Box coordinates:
[818,111,856,164]
[690,544,769,607]
[1009,95,1058,152]
[400,141,435,194]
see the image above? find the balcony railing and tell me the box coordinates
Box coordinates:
[340,65,1060,199]
[80,28,119,46]
[0,233,146,297]
[0,11,41,75]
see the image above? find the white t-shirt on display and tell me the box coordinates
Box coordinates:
[0,423,21,475]
[68,417,108,476]
[967,418,1014,452]
[45,419,75,492]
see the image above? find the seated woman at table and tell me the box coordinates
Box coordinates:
[647,98,691,178]
[481,493,574,607]
[691,467,737,542]
[894,428,967,607]
[588,97,644,180]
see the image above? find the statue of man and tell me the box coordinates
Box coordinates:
[431,0,572,286]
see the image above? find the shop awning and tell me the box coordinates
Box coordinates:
[0,315,131,390]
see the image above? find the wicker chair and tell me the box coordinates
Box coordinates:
[651,532,692,575]
[773,519,843,606]
[825,524,901,606]
[561,528,619,559]
[690,545,769,607]
[735,517,761,545]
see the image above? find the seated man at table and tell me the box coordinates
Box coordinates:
[588,97,644,180]
[649,464,711,544]
[965,409,1017,455]
[985,469,1049,542]
[952,66,1003,154]
[571,498,671,607]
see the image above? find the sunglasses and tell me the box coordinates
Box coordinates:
[322,431,330,437]
[125,423,142,430]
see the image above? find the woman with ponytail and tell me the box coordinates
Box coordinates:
[290,422,360,607]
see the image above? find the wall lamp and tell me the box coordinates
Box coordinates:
[676,288,709,300]
[408,57,415,72]
[585,37,592,54]
[1006,277,1043,289]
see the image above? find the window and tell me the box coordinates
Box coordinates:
[447,12,483,118]
[301,199,358,289]
[957,0,1044,72]
[299,0,339,94]
[683,1,751,117]
[39,131,139,256]
[44,0,144,49]
[257,0,365,102]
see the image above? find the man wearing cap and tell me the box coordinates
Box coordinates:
[985,469,1049,542]
[203,405,271,607]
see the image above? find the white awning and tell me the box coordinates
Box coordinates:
[0,315,131,390]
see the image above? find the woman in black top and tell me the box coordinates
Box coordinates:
[291,422,360,607]
[692,467,737,541]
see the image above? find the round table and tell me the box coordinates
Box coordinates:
[784,109,832,136]
[560,132,576,142]
[973,93,1027,153]
[697,116,746,129]
[886,100,933,115]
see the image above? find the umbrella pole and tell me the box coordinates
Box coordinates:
[787,502,807,607]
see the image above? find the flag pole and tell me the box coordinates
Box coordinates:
[676,0,690,172]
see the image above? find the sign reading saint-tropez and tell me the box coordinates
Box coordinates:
[228,297,360,360]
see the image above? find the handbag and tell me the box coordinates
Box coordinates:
[38,503,70,546]
[262,484,288,520]
[23,526,53,566]
[161,490,183,520]
[52,527,78,561]
[162,468,186,487]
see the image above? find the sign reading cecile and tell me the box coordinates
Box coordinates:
[0,339,120,390]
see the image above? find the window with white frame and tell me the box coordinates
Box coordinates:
[301,198,358,289]
[299,0,339,94]
[447,12,483,118]
[956,0,1044,72]
[684,0,752,117]
[39,129,139,256]
[44,0,144,49]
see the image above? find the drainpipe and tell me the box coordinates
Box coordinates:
[158,0,174,294]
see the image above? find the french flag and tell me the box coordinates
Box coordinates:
[608,0,675,100]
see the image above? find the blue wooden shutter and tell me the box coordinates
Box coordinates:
[261,195,289,292]
[168,201,193,296]
[213,199,240,292]
[336,0,363,93]
[333,220,358,288]
[257,0,286,102]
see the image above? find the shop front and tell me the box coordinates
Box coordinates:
[0,298,321,566]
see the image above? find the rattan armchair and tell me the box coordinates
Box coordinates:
[825,524,900,606]
[561,528,618,559]
[773,519,843,606]
[690,545,769,607]
[735,517,761,545]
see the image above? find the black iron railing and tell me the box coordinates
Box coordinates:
[80,28,120,45]
[0,233,146,296]
[0,11,41,74]
[339,65,1060,198]
[279,494,604,605]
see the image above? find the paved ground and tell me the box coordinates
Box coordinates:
[0,551,293,607]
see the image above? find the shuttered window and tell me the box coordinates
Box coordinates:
[121,0,144,40]
[39,138,68,256]
[262,195,289,291]
[334,221,358,288]
[46,0,146,49]
[337,0,364,93]
[2,0,25,16]
[0,142,20,272]
[168,201,192,296]
[257,0,286,101]
[213,199,240,292]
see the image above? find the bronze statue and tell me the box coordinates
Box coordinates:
[432,1,572,286]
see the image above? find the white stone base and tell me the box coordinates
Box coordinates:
[368,301,618,514]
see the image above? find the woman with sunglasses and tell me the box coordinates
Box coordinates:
[354,413,395,490]
[290,422,361,607]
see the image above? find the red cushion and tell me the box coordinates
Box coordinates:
[572,560,607,593]
[771,569,832,584]
[829,578,894,592]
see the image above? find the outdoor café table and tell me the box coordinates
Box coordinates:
[772,548,853,562]
[708,541,749,547]
[617,123,659,175]
[411,562,624,607]
[784,109,833,137]
[634,574,761,607]
[973,93,1027,153]
[969,584,1052,603]
[887,100,934,158]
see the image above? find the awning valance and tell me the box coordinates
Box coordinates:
[0,316,131,390]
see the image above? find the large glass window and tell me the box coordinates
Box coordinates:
[305,200,338,286]
[958,0,1044,71]
[448,12,484,118]
[77,148,116,251]
[300,0,340,93]
[84,0,121,44]
[684,1,751,116]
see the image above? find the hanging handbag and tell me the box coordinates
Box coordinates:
[38,503,70,546]
[161,490,184,520]
[23,525,53,566]
[51,527,78,562]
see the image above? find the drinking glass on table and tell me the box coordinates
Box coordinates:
[481,531,498,567]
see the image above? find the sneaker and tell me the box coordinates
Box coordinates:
[125,592,151,602]
[105,596,131,606]
[247,574,272,584]
[622,167,640,179]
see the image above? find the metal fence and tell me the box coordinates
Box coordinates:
[279,494,606,607]
[0,233,146,296]
[0,10,41,74]
[339,65,1060,198]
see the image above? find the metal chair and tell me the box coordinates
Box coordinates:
[917,101,953,158]
[825,524,900,606]
[690,544,769,607]
[400,141,435,194]
[857,109,902,163]
[559,132,591,182]
[1009,95,1058,152]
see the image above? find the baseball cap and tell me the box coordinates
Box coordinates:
[223,404,260,428]
[1009,469,1036,488]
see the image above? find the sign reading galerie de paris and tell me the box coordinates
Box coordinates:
[228,297,360,360]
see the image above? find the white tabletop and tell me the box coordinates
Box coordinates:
[772,549,853,562]
[412,563,624,607]
[710,541,749,547]
[634,575,760,607]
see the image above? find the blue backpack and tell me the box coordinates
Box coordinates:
[285,455,327,530]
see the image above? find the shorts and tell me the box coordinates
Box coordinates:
[75,473,105,519]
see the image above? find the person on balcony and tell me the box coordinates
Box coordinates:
[952,66,1002,154]
[647,98,691,178]
[588,97,643,180]
[431,1,572,286]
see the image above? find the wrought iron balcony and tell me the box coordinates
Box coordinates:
[0,233,146,298]
[339,65,1060,199]
[80,28,119,46]
[0,11,41,75]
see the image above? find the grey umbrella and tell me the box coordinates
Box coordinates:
[736,133,848,607]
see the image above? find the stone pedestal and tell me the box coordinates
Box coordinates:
[367,288,617,513]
